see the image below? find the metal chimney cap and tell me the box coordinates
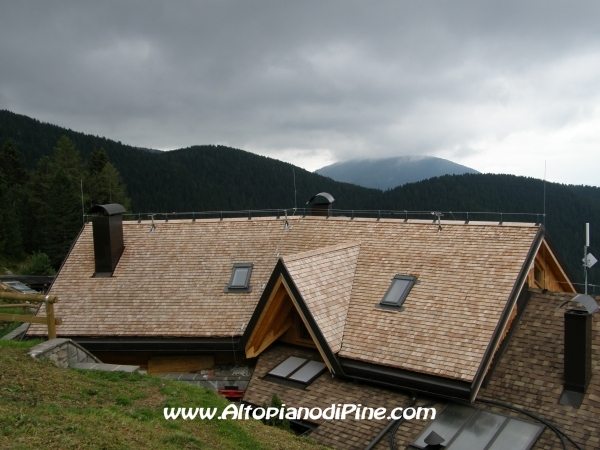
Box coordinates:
[306,192,335,205]
[424,430,445,446]
[556,294,599,315]
[88,204,126,216]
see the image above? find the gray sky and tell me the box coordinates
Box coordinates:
[1,1,599,185]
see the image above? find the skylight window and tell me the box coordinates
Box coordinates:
[411,403,544,450]
[377,274,416,310]
[224,263,253,292]
[265,356,326,388]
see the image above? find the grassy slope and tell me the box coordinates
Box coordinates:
[0,341,327,450]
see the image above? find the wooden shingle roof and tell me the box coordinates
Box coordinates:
[283,242,360,354]
[478,290,600,449]
[30,215,541,383]
[245,290,600,450]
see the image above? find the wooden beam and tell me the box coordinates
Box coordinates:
[0,304,34,308]
[46,301,57,339]
[245,277,284,349]
[540,239,576,292]
[246,319,293,358]
[531,239,576,293]
[245,287,293,357]
[0,313,62,325]
[0,292,58,303]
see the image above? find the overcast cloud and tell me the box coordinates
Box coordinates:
[1,1,599,185]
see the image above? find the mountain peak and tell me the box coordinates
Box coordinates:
[315,155,479,190]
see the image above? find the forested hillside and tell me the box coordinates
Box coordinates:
[0,109,598,290]
[0,110,380,212]
[0,132,130,271]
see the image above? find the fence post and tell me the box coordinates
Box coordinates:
[45,296,56,340]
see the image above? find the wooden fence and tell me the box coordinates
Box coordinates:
[0,291,61,339]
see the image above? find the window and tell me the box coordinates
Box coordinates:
[377,274,416,310]
[411,403,544,450]
[534,263,545,288]
[265,356,326,388]
[224,263,253,292]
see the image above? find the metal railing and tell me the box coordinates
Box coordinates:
[83,209,545,225]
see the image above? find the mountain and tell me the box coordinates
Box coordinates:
[316,156,479,190]
[0,109,598,288]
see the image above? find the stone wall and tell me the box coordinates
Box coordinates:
[28,338,101,368]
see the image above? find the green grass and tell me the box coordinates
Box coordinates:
[0,320,22,338]
[0,341,328,450]
[0,306,35,338]
[0,339,43,349]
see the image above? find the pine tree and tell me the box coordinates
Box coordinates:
[0,141,26,258]
[23,156,55,255]
[85,148,131,209]
[0,140,28,186]
[44,168,82,267]
[88,147,109,176]
[0,173,23,259]
[24,137,85,268]
[51,135,83,180]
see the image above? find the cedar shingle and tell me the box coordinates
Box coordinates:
[29,216,539,383]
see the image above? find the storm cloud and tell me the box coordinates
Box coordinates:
[1,1,599,185]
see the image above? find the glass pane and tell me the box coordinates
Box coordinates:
[447,411,506,450]
[231,267,249,287]
[412,404,475,448]
[268,356,306,378]
[487,419,543,450]
[288,360,326,383]
[381,278,411,305]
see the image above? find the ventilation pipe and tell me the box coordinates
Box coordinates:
[557,294,599,407]
[88,204,126,277]
[306,192,334,217]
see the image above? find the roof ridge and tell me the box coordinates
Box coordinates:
[282,241,361,263]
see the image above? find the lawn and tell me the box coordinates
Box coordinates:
[0,340,328,450]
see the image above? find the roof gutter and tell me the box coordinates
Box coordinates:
[340,358,471,400]
[72,336,242,353]
[469,225,545,402]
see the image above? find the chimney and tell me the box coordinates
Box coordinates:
[558,294,598,407]
[88,204,126,277]
[306,192,334,217]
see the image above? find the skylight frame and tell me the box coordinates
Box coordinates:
[264,356,327,389]
[377,274,417,310]
[410,403,544,450]
[224,262,253,293]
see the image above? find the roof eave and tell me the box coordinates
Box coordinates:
[70,336,243,353]
[339,357,471,400]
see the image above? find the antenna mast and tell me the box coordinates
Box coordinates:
[543,161,546,227]
[582,223,598,294]
[80,179,85,223]
[293,168,297,212]
[585,223,590,295]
